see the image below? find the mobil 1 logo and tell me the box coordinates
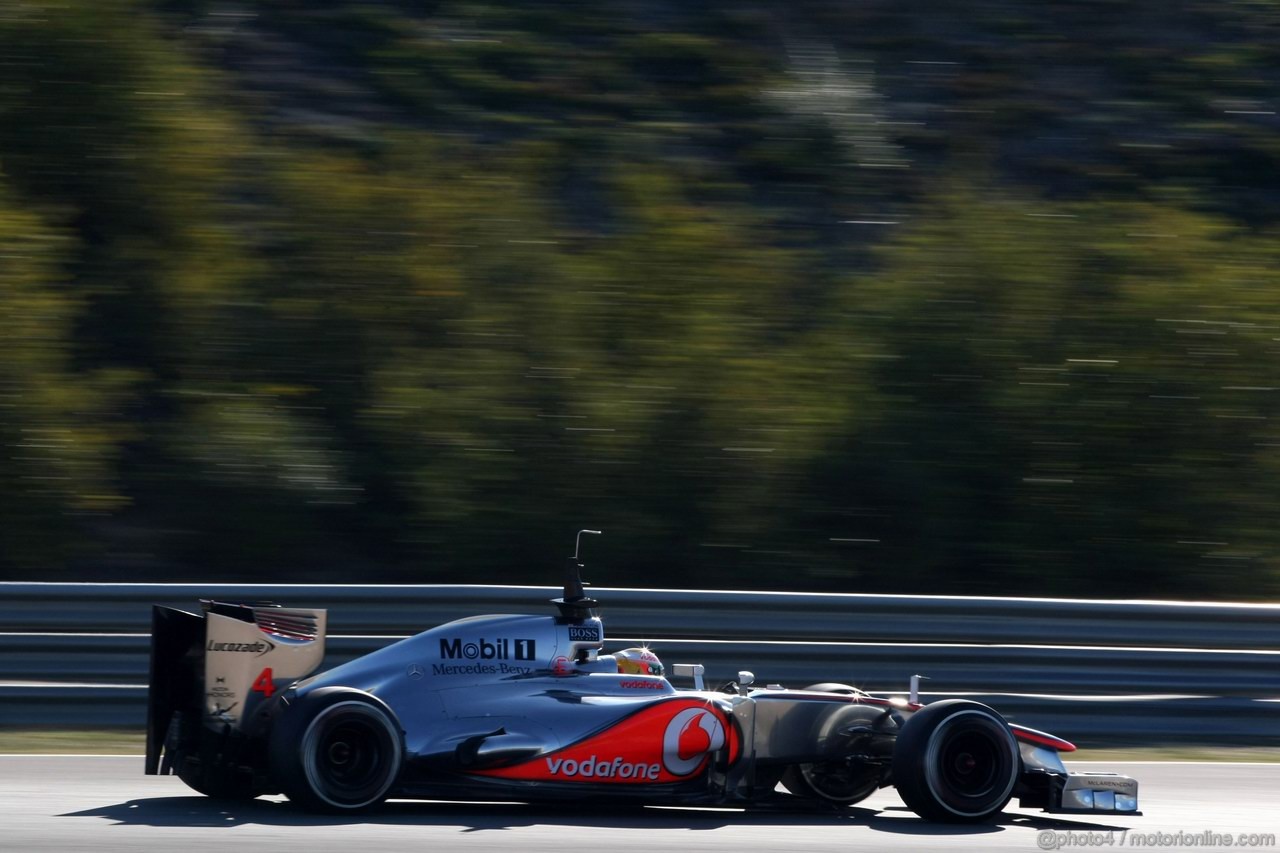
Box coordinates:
[439,637,536,661]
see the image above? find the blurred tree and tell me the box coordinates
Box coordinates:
[0,177,136,570]
[811,185,1280,596]
[0,0,1277,598]
[0,1,260,573]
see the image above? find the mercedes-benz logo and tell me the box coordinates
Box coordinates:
[407,663,425,680]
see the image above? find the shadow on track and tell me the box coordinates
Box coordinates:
[867,805,1131,836]
[63,796,1132,836]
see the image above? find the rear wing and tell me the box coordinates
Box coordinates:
[145,601,326,775]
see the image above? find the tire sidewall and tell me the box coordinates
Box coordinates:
[270,687,404,813]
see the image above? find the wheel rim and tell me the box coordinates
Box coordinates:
[939,730,1000,796]
[923,710,1017,817]
[301,702,401,809]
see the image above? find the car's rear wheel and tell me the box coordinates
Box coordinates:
[892,700,1019,823]
[269,688,403,813]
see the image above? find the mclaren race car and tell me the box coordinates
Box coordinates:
[145,532,1141,822]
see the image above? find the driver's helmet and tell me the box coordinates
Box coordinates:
[612,647,664,677]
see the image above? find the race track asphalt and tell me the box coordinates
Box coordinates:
[2,757,1276,853]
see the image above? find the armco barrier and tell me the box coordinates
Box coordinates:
[5,633,1280,697]
[2,583,1279,648]
[0,583,1277,743]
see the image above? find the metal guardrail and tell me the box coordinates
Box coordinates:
[1,583,1277,743]
[3,583,1279,648]
[5,633,1280,696]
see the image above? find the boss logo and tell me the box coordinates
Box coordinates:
[568,625,601,642]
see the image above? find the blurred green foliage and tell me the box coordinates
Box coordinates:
[0,0,1277,597]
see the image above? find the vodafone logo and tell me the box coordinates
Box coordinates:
[474,699,740,784]
[661,707,726,776]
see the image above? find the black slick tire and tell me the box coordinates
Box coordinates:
[269,687,403,813]
[891,699,1019,823]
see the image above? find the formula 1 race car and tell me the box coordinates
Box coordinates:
[145,532,1141,822]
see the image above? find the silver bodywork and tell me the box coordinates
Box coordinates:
[289,611,897,796]
[147,593,1140,816]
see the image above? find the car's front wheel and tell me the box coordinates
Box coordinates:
[269,687,403,813]
[780,682,886,806]
[781,760,881,805]
[891,699,1019,823]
